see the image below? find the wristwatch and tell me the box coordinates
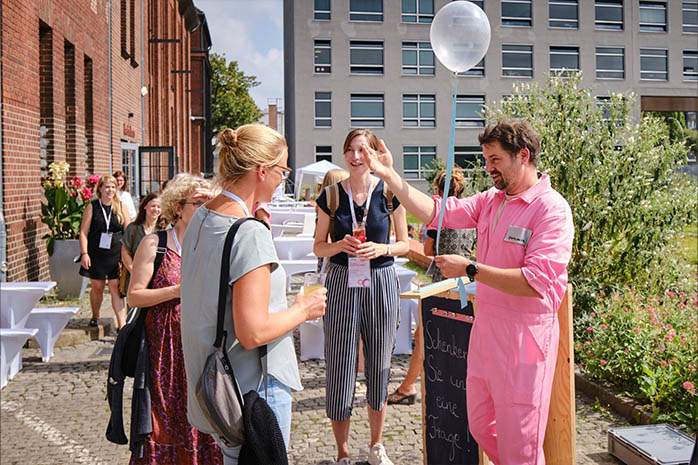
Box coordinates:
[465,262,478,282]
[386,244,392,256]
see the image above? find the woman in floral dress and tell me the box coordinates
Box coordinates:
[127,174,221,464]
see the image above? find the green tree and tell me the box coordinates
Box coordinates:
[210,53,263,134]
[484,73,697,309]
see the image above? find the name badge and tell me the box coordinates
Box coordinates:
[99,232,113,249]
[504,226,532,246]
[347,257,371,288]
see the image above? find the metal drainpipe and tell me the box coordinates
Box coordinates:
[0,11,7,282]
[108,0,113,173]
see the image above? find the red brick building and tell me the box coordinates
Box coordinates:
[0,0,212,282]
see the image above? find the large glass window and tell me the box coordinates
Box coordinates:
[596,46,625,79]
[350,41,384,74]
[502,0,532,26]
[595,0,623,30]
[403,94,436,127]
[640,48,668,80]
[454,146,484,170]
[459,58,485,76]
[639,1,667,32]
[351,94,384,127]
[314,39,331,74]
[684,2,698,33]
[315,146,332,162]
[314,92,332,127]
[502,44,533,77]
[314,0,331,20]
[455,95,485,127]
[402,0,434,23]
[350,0,383,21]
[550,46,580,75]
[402,41,435,75]
[549,0,578,28]
[403,146,436,179]
[684,50,698,80]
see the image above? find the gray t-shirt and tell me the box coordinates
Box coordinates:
[180,205,303,434]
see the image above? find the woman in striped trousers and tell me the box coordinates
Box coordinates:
[313,129,409,465]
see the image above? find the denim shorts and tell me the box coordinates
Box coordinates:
[214,375,292,465]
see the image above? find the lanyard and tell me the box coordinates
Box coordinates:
[346,178,375,229]
[98,200,112,233]
[221,190,251,217]
[171,227,182,255]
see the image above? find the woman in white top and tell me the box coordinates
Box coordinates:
[113,170,137,221]
[180,123,327,464]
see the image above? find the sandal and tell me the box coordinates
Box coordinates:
[89,318,99,327]
[387,388,416,405]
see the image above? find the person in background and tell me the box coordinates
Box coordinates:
[127,173,220,464]
[252,201,271,227]
[314,128,409,465]
[79,175,131,329]
[406,224,415,239]
[387,167,476,405]
[121,192,164,295]
[180,124,327,464]
[113,170,137,221]
[361,119,574,465]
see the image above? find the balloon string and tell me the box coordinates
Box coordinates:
[435,73,458,255]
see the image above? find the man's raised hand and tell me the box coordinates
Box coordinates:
[361,139,395,180]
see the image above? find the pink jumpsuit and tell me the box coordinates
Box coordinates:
[429,175,574,465]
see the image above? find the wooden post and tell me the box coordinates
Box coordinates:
[543,285,576,464]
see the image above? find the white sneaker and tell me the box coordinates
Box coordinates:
[368,443,394,465]
[335,457,352,465]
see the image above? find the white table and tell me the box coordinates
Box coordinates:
[394,266,418,355]
[25,307,79,362]
[0,328,38,389]
[274,236,316,261]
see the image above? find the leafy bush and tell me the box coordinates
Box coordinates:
[484,73,698,308]
[575,289,698,431]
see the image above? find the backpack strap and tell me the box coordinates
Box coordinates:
[147,230,168,290]
[383,182,395,236]
[325,183,340,243]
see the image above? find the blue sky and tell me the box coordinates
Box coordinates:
[196,0,284,111]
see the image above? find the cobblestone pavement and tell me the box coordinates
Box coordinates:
[0,335,626,465]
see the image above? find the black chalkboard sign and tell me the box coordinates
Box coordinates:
[421,294,478,465]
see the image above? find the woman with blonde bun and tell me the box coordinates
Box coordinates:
[180,124,327,464]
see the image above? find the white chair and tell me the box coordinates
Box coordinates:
[25,307,79,362]
[0,282,57,328]
[296,212,317,237]
[299,319,325,360]
[278,259,318,291]
[0,328,38,389]
[274,236,315,261]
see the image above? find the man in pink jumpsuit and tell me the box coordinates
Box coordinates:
[362,119,574,464]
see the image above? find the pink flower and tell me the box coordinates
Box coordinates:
[681,334,687,340]
[661,360,669,366]
[633,327,640,333]
[669,359,676,364]
[689,365,696,371]
[601,324,607,329]
[665,333,675,341]
[679,292,685,297]
[88,174,100,185]
[683,381,695,394]
[586,327,594,332]
[80,186,93,200]
[624,349,628,353]
[666,291,675,297]
[600,360,607,366]
[590,312,596,317]
[666,324,673,329]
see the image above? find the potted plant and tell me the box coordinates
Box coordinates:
[41,162,99,299]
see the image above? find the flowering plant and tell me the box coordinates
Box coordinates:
[41,162,99,255]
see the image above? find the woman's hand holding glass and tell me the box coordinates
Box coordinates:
[295,280,327,322]
[335,234,362,256]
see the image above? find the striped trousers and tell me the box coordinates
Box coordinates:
[323,262,400,420]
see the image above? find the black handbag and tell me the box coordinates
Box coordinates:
[195,217,286,463]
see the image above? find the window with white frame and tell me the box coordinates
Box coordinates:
[549,0,578,28]
[315,146,332,162]
[502,0,532,27]
[455,95,485,127]
[459,57,485,76]
[314,92,332,127]
[350,41,384,74]
[684,2,698,33]
[314,0,330,20]
[596,46,625,79]
[403,94,436,127]
[550,46,580,75]
[454,146,484,170]
[596,96,613,121]
[684,50,698,80]
[314,39,331,74]
[350,0,383,21]
[502,44,533,77]
[402,0,434,23]
[595,0,623,30]
[351,94,384,127]
[403,146,436,179]
[639,1,667,32]
[402,42,435,75]
[640,48,668,80]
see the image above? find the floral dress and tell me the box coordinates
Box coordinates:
[130,249,222,465]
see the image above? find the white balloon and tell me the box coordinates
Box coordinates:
[430,1,491,73]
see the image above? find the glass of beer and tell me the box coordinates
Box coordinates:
[353,221,367,243]
[303,272,323,295]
